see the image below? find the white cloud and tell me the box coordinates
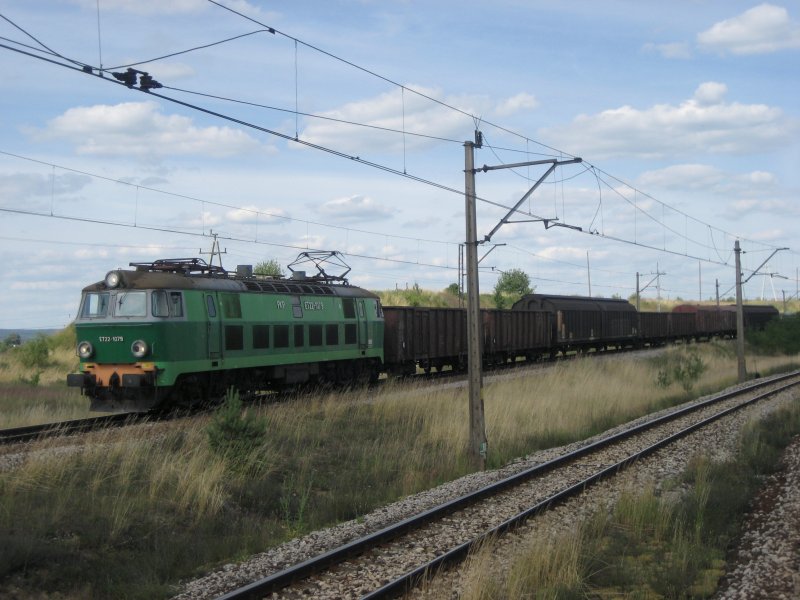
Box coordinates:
[744,171,776,185]
[638,164,726,189]
[731,197,800,216]
[642,42,692,59]
[494,93,539,117]
[299,85,488,153]
[692,81,727,105]
[537,246,602,261]
[185,210,221,228]
[638,164,779,195]
[541,83,795,159]
[697,3,800,55]
[226,205,287,225]
[317,194,396,223]
[0,172,91,205]
[35,101,267,158]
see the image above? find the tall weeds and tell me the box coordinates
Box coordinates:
[0,341,798,597]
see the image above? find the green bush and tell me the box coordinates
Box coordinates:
[17,336,50,369]
[206,388,267,467]
[747,314,800,355]
[654,348,707,392]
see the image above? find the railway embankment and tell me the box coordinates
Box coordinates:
[174,371,800,599]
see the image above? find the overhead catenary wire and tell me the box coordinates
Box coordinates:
[0,8,793,285]
[0,149,455,248]
[0,38,787,292]
[0,10,785,260]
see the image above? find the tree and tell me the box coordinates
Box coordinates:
[445,283,461,296]
[18,335,50,369]
[254,259,284,278]
[1,332,21,351]
[493,269,532,308]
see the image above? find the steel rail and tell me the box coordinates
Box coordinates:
[364,375,800,599]
[216,369,800,600]
[0,412,144,444]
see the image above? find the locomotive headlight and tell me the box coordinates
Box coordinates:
[131,340,149,359]
[105,270,122,289]
[77,341,94,359]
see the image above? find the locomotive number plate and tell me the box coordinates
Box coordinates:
[99,336,124,342]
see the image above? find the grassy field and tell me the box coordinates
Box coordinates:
[0,335,798,598]
[0,326,89,427]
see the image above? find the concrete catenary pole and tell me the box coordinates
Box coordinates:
[464,140,487,470]
[735,240,747,382]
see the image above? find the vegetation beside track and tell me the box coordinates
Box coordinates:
[0,328,798,597]
[459,398,800,599]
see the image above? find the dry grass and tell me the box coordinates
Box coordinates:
[1,339,798,598]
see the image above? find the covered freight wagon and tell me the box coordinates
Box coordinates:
[512,294,638,352]
[673,305,736,338]
[719,304,779,331]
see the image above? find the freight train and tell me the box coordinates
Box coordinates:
[66,256,778,412]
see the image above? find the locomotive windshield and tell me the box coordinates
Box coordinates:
[77,290,184,320]
[115,291,147,317]
[81,292,110,318]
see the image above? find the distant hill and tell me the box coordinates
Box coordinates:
[0,329,58,343]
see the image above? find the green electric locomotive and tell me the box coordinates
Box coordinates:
[67,255,385,412]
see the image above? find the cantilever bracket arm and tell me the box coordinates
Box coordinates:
[742,247,789,284]
[482,157,582,243]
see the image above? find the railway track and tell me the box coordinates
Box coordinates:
[212,370,800,600]
[0,412,147,444]
[0,342,668,446]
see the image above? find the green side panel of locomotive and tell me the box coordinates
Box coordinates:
[205,290,384,371]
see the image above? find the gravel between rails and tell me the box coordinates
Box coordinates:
[173,374,799,600]
[416,383,800,599]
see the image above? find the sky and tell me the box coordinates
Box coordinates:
[0,0,798,329]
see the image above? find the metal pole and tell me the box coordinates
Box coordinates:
[656,262,661,312]
[464,141,487,470]
[735,240,747,382]
[586,251,592,297]
[716,279,720,308]
[636,272,640,312]
[698,261,702,302]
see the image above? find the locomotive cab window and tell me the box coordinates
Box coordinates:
[153,291,184,318]
[152,291,169,317]
[169,292,183,317]
[80,292,109,318]
[206,295,217,318]
[115,291,146,317]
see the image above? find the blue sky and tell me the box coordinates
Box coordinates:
[0,0,798,329]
